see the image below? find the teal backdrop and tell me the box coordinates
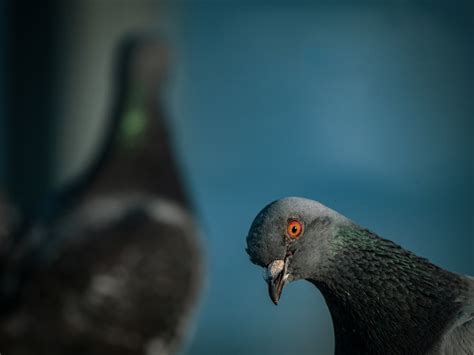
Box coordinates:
[0,2,472,354]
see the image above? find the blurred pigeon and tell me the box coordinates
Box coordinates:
[246,197,473,355]
[0,35,203,355]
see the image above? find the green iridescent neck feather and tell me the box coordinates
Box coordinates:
[116,85,149,150]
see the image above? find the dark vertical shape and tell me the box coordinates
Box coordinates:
[4,0,59,215]
[61,36,191,209]
[0,0,6,187]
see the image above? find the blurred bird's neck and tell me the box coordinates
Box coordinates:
[310,226,466,355]
[84,83,189,206]
[115,85,150,151]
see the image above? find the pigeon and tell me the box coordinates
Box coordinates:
[0,34,203,355]
[246,197,474,355]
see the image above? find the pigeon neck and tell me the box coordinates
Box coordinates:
[115,84,149,151]
[310,226,466,355]
[83,82,189,206]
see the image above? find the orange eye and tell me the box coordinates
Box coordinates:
[287,219,302,239]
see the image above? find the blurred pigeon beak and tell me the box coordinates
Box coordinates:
[266,259,289,305]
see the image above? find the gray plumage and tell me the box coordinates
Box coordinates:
[1,196,202,355]
[246,197,474,355]
[0,35,204,354]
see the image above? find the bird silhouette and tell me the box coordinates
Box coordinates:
[0,34,203,355]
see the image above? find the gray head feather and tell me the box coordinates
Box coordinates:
[246,197,350,280]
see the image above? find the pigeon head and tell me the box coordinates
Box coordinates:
[246,197,349,305]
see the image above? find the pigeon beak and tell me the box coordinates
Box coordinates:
[266,259,289,305]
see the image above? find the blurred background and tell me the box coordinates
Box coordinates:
[1,1,472,354]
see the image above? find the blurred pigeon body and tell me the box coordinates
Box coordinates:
[0,36,203,354]
[246,197,474,355]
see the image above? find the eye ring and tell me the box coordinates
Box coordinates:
[287,219,303,239]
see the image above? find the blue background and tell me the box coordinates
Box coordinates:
[0,2,472,354]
